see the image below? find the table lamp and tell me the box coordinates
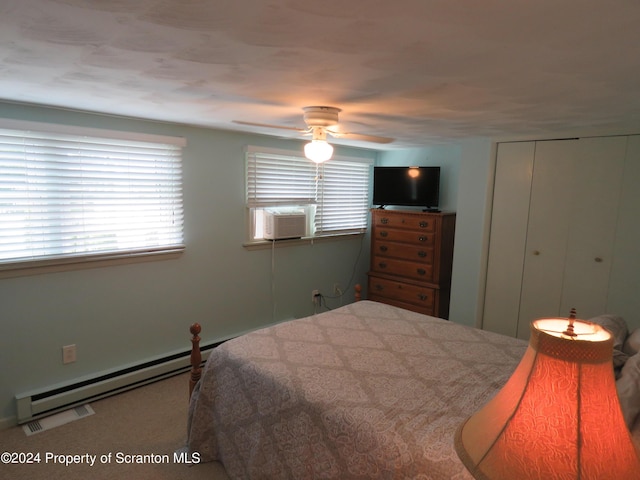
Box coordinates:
[455,310,640,479]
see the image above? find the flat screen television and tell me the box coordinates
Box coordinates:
[373,166,440,209]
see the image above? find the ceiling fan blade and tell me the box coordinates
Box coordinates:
[327,130,394,144]
[233,120,309,133]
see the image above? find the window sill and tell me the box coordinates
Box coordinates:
[0,247,185,279]
[243,232,365,250]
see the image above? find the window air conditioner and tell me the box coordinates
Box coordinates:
[264,211,307,240]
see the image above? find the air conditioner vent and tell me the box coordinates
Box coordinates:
[22,404,95,436]
[264,211,307,240]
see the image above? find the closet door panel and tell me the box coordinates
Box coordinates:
[517,140,579,338]
[483,142,534,337]
[608,135,640,328]
[485,135,633,339]
[559,136,626,318]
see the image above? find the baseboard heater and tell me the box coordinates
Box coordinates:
[15,342,221,424]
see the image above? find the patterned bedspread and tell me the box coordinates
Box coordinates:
[187,300,528,479]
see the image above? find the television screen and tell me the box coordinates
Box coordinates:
[373,166,440,209]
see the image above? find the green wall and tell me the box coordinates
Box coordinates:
[377,141,493,328]
[0,103,378,423]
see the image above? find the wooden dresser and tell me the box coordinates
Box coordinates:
[367,209,456,318]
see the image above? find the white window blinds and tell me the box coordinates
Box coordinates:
[316,159,370,234]
[0,126,184,268]
[246,150,317,207]
[246,148,371,237]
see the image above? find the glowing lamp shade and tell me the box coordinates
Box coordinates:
[455,314,640,480]
[304,140,333,163]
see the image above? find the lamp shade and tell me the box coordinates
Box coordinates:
[304,139,333,163]
[455,315,640,480]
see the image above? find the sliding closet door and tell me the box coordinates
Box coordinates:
[484,136,627,340]
[516,139,580,337]
[483,142,534,337]
[558,136,626,318]
[608,135,640,323]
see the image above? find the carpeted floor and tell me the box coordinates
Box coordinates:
[0,372,229,480]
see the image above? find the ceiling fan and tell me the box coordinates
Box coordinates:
[234,106,394,163]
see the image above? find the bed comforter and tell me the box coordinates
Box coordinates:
[187,300,530,479]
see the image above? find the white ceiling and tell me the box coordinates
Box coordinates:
[2,0,640,150]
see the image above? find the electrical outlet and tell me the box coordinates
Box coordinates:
[333,283,343,296]
[312,289,321,306]
[62,344,76,364]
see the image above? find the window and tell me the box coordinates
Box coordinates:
[246,147,371,242]
[0,123,185,272]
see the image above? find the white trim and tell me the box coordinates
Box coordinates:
[243,231,365,249]
[0,247,184,279]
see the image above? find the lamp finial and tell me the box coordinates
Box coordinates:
[562,307,578,337]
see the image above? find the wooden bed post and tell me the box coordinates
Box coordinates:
[355,284,362,302]
[189,323,202,399]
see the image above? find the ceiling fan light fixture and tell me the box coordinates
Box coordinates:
[234,105,394,152]
[304,139,333,163]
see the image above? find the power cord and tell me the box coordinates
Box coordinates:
[317,232,366,310]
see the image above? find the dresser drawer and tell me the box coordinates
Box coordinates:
[373,212,437,232]
[373,228,435,246]
[368,295,435,316]
[372,241,434,263]
[371,255,433,282]
[368,276,435,310]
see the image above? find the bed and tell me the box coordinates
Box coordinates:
[186,299,535,479]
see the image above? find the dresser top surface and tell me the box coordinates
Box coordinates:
[371,208,455,217]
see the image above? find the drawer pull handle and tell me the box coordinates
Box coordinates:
[417,268,426,275]
[379,245,388,252]
[380,231,388,237]
[379,262,387,269]
[418,236,427,242]
[375,284,384,291]
[417,251,427,258]
[595,257,603,263]
[419,221,429,228]
[381,218,389,224]
[418,294,428,301]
